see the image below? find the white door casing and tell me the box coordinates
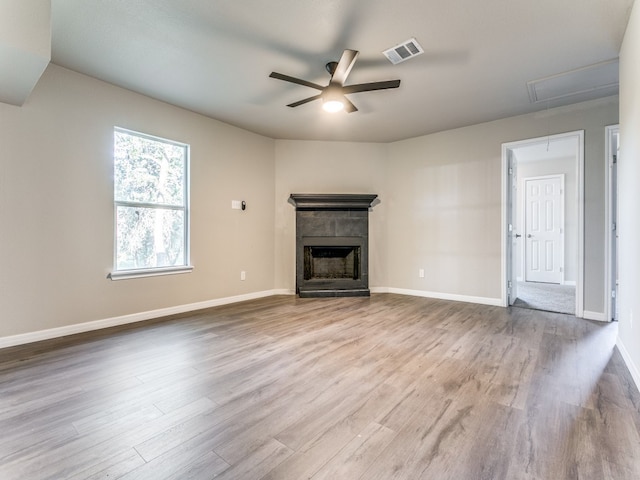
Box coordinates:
[524,175,564,284]
[605,124,619,322]
[508,151,518,305]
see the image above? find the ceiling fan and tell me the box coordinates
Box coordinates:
[269,49,401,113]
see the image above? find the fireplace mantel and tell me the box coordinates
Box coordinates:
[290,194,377,210]
[291,193,378,297]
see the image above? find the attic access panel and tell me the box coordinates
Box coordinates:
[527,59,619,104]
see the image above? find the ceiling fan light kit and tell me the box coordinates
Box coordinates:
[321,85,345,112]
[322,99,345,113]
[269,49,401,113]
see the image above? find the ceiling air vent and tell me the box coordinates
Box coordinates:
[383,38,424,65]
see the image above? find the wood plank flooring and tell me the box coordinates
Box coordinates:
[1,294,639,479]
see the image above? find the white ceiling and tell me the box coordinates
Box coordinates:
[49,0,634,143]
[512,137,577,163]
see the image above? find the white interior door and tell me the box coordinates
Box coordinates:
[508,152,519,305]
[525,175,564,284]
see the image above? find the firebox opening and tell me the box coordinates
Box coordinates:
[304,246,360,280]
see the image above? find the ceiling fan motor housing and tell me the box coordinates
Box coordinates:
[326,61,339,76]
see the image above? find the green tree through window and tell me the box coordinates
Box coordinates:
[114,128,189,272]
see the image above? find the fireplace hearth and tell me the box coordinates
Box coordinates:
[290,194,377,297]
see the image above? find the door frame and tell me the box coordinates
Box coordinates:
[523,174,565,285]
[605,124,619,322]
[501,130,584,317]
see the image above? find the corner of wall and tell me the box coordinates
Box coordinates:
[616,337,640,393]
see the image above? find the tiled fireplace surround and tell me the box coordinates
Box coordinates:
[290,194,378,297]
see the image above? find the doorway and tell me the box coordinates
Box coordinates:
[502,131,584,316]
[605,125,619,321]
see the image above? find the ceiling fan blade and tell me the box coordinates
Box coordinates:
[343,97,358,113]
[341,79,401,94]
[287,94,323,108]
[330,49,359,86]
[269,72,324,91]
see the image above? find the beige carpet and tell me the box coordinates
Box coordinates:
[513,281,576,315]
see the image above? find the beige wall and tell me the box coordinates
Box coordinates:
[618,0,640,385]
[0,65,276,338]
[386,98,618,309]
[386,126,503,300]
[274,141,389,290]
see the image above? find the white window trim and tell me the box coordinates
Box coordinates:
[108,265,194,281]
[110,127,191,279]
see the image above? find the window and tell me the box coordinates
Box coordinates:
[110,128,191,279]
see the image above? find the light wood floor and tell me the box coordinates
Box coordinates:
[1,294,639,479]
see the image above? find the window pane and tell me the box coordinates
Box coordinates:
[114,131,185,205]
[116,206,185,270]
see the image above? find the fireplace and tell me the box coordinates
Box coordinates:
[290,194,377,297]
[305,245,360,280]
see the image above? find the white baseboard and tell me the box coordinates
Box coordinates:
[271,289,296,295]
[373,287,503,307]
[0,289,287,349]
[616,337,640,394]
[583,310,607,322]
[3,284,577,350]
[370,287,390,294]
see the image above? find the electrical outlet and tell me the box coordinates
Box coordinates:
[419,269,425,278]
[240,271,246,281]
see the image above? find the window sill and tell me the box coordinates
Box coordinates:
[108,265,194,281]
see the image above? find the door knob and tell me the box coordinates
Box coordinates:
[527,234,533,238]
[514,234,522,238]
